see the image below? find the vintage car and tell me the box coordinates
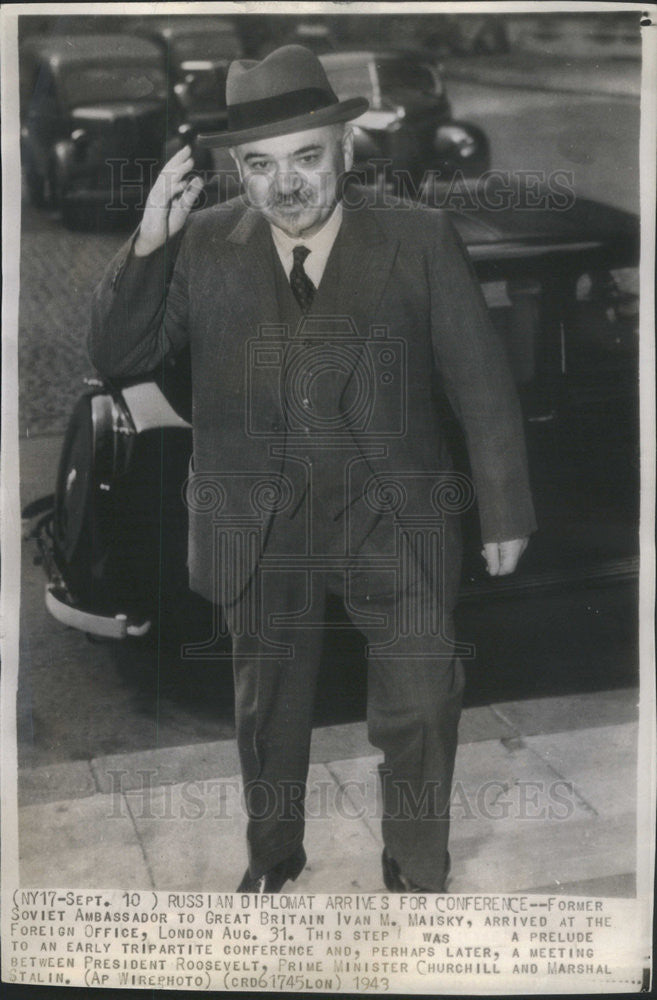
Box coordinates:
[132,16,244,135]
[20,34,186,227]
[319,49,490,182]
[25,183,639,651]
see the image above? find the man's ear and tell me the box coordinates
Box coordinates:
[342,126,354,172]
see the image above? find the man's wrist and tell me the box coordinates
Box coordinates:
[133,229,162,258]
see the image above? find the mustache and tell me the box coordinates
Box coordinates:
[270,189,314,208]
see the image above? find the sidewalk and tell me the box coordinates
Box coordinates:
[18,687,639,896]
[442,52,641,100]
[16,435,639,895]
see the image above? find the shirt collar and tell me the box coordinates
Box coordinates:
[269,201,343,260]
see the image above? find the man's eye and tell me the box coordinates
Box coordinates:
[250,160,273,172]
[297,153,320,166]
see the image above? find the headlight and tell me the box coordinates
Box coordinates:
[434,124,478,158]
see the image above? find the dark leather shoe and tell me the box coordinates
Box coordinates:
[237,845,306,893]
[382,847,450,893]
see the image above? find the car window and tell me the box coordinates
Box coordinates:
[375,59,437,94]
[171,31,242,61]
[62,65,168,105]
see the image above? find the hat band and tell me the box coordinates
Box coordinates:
[228,87,337,134]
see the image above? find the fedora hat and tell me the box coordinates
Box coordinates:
[196,44,369,148]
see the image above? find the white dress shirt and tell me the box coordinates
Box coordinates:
[270,202,343,290]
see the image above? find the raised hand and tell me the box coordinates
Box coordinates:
[134,145,205,257]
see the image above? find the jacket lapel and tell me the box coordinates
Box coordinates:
[225,197,400,335]
[329,203,402,507]
[226,206,280,326]
[221,199,401,432]
[225,208,283,424]
[333,202,400,334]
[306,202,401,429]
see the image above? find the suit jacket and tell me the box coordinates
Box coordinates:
[90,193,536,607]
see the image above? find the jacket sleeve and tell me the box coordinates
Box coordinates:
[430,211,537,543]
[88,226,189,377]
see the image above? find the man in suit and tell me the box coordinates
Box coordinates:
[90,45,535,894]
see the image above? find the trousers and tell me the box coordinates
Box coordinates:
[222,492,465,892]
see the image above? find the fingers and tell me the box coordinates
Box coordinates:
[498,539,521,575]
[149,146,195,205]
[180,174,205,207]
[168,175,205,233]
[482,542,500,576]
[137,150,202,253]
[169,174,200,199]
[166,143,194,169]
[482,537,528,576]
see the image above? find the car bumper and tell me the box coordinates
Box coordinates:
[45,583,151,639]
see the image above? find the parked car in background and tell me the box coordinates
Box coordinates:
[319,49,490,185]
[132,16,243,135]
[20,34,185,227]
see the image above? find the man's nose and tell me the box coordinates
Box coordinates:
[274,169,303,195]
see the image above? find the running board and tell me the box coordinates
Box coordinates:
[459,555,639,602]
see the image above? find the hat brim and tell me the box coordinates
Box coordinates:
[197,97,369,148]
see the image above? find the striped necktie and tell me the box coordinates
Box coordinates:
[290,245,315,312]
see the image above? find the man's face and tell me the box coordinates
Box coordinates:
[231,124,353,238]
